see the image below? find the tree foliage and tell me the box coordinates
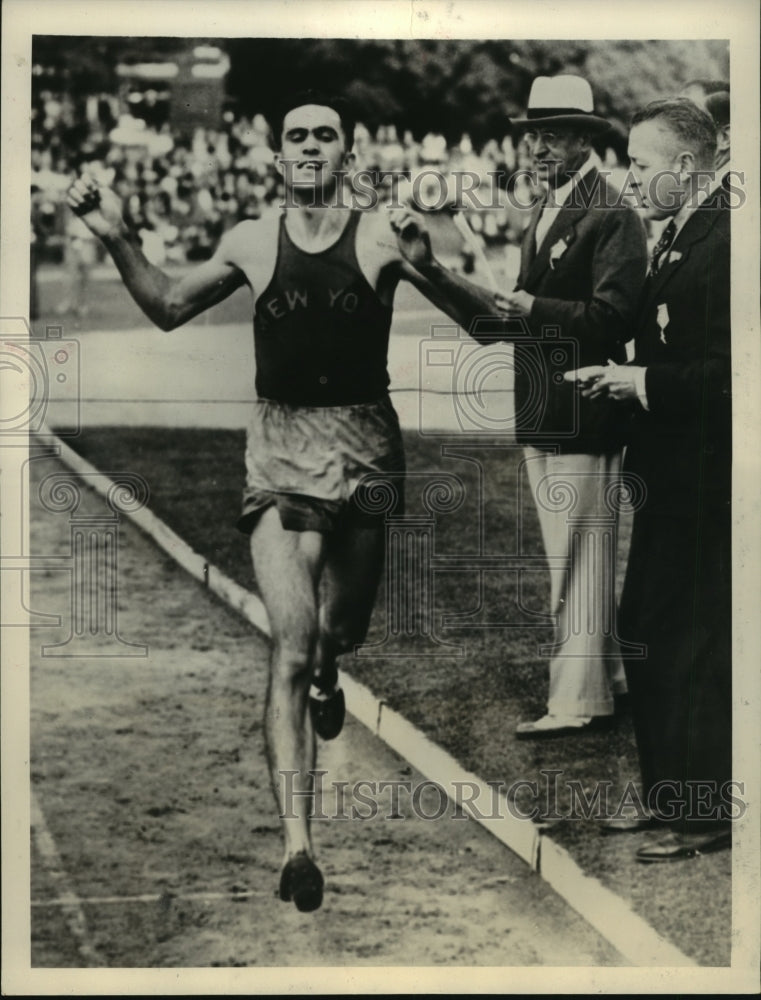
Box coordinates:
[32,36,729,144]
[225,37,729,142]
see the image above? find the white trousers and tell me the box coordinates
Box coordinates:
[524,447,627,718]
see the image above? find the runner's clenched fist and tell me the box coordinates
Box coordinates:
[66,176,125,238]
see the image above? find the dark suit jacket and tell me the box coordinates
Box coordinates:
[625,200,731,517]
[512,167,648,453]
[619,200,732,823]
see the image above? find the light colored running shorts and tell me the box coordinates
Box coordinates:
[237,395,405,534]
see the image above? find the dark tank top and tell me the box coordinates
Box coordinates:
[253,210,393,405]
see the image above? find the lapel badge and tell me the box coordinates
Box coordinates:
[549,236,570,270]
[656,303,670,344]
[667,250,683,265]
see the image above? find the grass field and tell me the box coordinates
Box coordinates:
[64,425,732,966]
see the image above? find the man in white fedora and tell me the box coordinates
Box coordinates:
[494,75,648,737]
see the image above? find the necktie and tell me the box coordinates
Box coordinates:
[518,187,548,285]
[649,219,677,276]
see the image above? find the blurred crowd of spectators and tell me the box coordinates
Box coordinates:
[32,90,283,269]
[31,85,628,307]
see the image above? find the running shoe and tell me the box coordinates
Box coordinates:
[309,683,345,740]
[278,851,324,911]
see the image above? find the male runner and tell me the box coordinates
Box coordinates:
[67,92,495,911]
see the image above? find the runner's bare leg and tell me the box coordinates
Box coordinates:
[314,521,387,688]
[249,507,327,862]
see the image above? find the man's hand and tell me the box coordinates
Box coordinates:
[563,365,607,391]
[494,289,535,318]
[66,176,125,239]
[389,209,433,268]
[564,362,641,400]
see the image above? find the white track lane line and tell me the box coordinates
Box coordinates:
[30,789,104,966]
[32,891,258,907]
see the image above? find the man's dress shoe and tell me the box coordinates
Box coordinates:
[515,713,614,739]
[599,814,662,833]
[636,828,731,862]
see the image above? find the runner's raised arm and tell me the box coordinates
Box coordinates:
[390,209,511,339]
[66,176,247,331]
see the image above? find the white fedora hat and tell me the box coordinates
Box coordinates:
[511,75,610,132]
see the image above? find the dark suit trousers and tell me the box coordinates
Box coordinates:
[619,502,732,833]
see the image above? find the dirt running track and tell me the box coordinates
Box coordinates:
[28,450,623,969]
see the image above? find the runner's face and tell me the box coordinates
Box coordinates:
[278,104,352,197]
